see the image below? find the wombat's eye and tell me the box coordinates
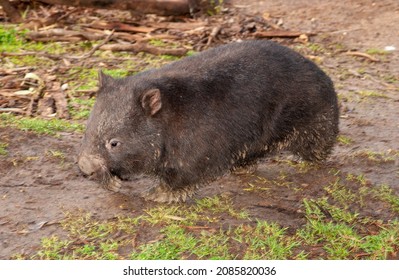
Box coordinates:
[108,139,121,149]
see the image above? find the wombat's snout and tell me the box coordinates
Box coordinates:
[77,152,105,177]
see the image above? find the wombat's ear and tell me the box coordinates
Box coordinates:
[141,89,162,116]
[98,70,113,88]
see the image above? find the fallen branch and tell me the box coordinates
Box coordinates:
[0,108,25,113]
[148,21,206,31]
[90,21,155,33]
[254,30,316,38]
[79,30,115,60]
[100,43,188,56]
[206,26,221,47]
[0,90,33,99]
[89,21,205,34]
[181,225,213,230]
[27,29,105,41]
[345,51,380,62]
[2,51,73,61]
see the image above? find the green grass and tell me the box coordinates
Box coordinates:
[324,179,357,208]
[1,113,84,135]
[148,38,170,48]
[67,67,133,95]
[130,224,234,260]
[382,74,398,84]
[0,25,54,66]
[355,90,389,99]
[0,26,25,52]
[46,150,66,164]
[0,26,82,67]
[35,236,72,260]
[307,43,326,54]
[207,0,225,15]
[28,212,142,260]
[352,150,398,163]
[239,222,301,259]
[69,97,95,120]
[194,195,250,220]
[131,225,201,260]
[339,90,390,103]
[372,184,399,213]
[0,142,8,155]
[296,198,399,259]
[143,205,195,225]
[337,135,353,145]
[366,48,389,56]
[67,67,99,92]
[359,223,399,259]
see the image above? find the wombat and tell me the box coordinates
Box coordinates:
[77,40,339,203]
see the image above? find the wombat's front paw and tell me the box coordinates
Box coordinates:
[103,176,122,192]
[142,184,196,203]
[232,164,258,175]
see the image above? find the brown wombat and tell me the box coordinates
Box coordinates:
[77,40,339,203]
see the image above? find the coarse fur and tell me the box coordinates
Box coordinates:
[77,40,339,202]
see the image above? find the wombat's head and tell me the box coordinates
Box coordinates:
[77,72,163,191]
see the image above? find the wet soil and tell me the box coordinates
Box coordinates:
[1,0,399,259]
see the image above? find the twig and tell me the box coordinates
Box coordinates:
[1,51,64,60]
[345,51,380,62]
[27,29,104,41]
[90,21,155,33]
[0,66,36,73]
[0,108,25,113]
[181,225,213,230]
[80,29,115,59]
[0,91,32,99]
[254,30,316,38]
[206,26,221,47]
[57,7,79,21]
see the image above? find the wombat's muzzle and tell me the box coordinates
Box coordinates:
[77,152,105,177]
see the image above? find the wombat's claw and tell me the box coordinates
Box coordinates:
[103,176,122,192]
[143,185,195,203]
[232,164,258,175]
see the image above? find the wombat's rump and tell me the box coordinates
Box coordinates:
[77,40,339,203]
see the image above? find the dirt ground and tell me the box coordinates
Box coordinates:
[1,0,399,259]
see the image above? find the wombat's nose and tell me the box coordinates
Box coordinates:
[77,153,104,176]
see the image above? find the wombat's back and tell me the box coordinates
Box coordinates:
[145,40,337,109]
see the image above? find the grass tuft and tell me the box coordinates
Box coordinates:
[1,113,84,135]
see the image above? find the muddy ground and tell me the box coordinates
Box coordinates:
[1,0,399,259]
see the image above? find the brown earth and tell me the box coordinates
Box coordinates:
[1,0,398,259]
